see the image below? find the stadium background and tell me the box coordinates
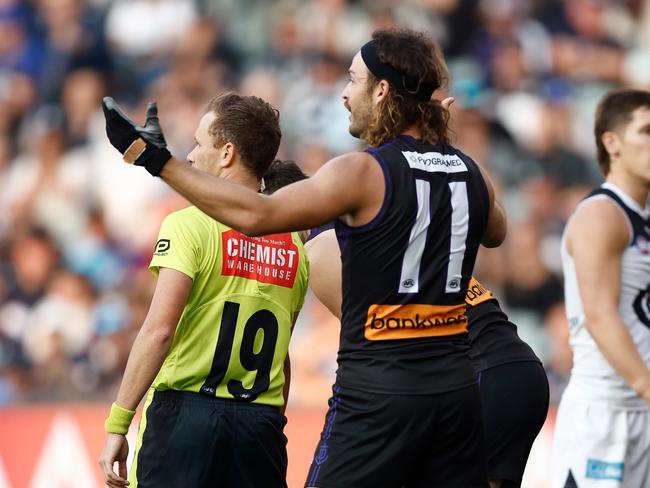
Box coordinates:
[1,0,649,486]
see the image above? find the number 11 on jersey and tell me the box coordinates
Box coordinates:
[399,181,469,294]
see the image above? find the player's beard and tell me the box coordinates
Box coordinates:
[348,93,375,140]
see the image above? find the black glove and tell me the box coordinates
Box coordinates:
[102,96,172,176]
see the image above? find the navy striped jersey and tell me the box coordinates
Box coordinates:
[335,135,490,394]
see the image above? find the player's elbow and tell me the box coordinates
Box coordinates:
[153,328,175,347]
[237,212,269,237]
[142,324,176,350]
[584,310,615,335]
[481,232,505,248]
[237,205,280,237]
[481,224,506,248]
[482,205,507,248]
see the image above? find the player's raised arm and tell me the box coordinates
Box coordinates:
[159,151,384,236]
[102,96,384,236]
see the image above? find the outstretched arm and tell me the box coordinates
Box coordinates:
[158,153,382,235]
[102,97,384,236]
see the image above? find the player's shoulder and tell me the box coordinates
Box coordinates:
[567,196,630,249]
[439,142,482,171]
[166,205,212,222]
[162,206,216,234]
[326,151,375,168]
[315,151,380,189]
[436,141,465,156]
[572,193,629,226]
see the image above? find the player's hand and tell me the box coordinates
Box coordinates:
[99,433,130,487]
[102,96,172,176]
[441,96,455,110]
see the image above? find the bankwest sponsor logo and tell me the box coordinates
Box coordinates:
[365,303,468,340]
[222,230,299,288]
[402,151,468,173]
[465,277,494,307]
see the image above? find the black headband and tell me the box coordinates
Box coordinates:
[360,40,436,102]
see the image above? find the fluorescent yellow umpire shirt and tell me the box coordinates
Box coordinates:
[147,206,309,407]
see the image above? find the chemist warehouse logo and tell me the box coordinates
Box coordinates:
[221,230,299,288]
[365,303,468,340]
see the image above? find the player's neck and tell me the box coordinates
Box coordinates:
[606,170,650,208]
[222,168,262,192]
[401,125,422,140]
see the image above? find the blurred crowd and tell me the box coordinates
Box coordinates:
[1,0,649,407]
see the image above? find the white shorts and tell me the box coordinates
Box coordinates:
[551,390,650,488]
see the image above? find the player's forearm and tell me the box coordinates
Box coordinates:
[160,158,269,235]
[114,327,173,411]
[586,314,650,395]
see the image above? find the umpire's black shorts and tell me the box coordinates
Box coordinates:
[305,383,488,488]
[129,388,288,488]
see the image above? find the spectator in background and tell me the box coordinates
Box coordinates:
[35,0,111,104]
[0,69,37,141]
[0,1,43,79]
[60,68,106,147]
[0,134,13,236]
[0,228,60,400]
[21,270,95,399]
[4,105,91,248]
[105,0,197,96]
[280,49,358,159]
[503,221,563,317]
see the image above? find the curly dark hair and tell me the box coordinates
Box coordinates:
[206,92,281,178]
[362,28,450,147]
